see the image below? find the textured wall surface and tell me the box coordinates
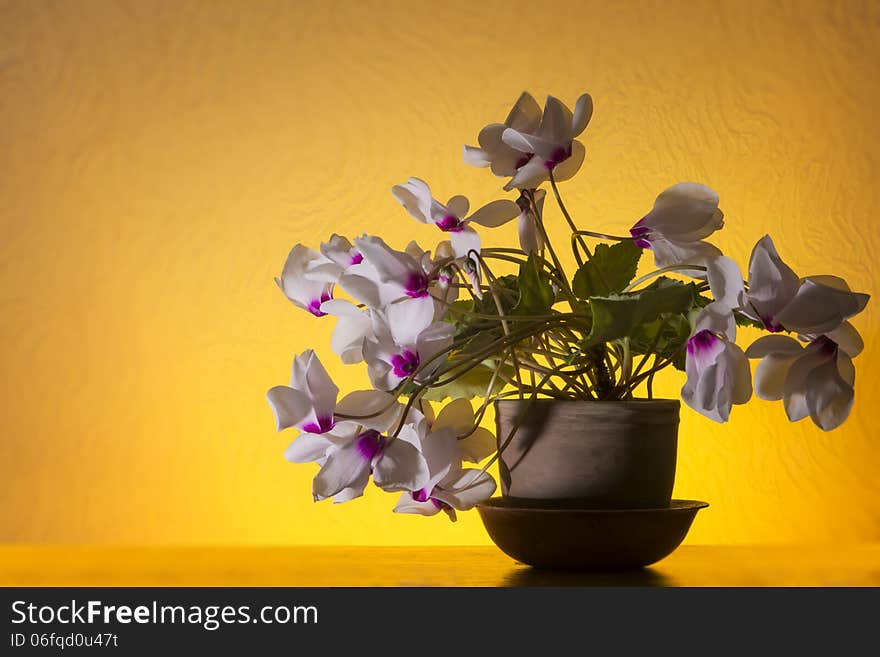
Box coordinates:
[1,0,877,545]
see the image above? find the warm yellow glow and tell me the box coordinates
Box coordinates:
[1,0,877,546]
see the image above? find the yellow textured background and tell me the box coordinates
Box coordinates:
[1,0,877,546]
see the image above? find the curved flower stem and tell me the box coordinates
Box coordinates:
[547,170,590,268]
[630,317,670,383]
[571,229,635,242]
[623,264,708,293]
[526,189,578,306]
[477,367,560,478]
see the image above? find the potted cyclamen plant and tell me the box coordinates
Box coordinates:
[267,91,869,567]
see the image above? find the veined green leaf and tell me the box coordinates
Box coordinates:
[586,277,696,345]
[512,253,555,316]
[572,240,642,298]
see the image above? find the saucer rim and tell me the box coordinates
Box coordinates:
[477,498,709,514]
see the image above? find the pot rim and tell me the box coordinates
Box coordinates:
[493,398,680,409]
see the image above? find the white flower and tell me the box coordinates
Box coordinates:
[629,182,725,269]
[681,303,752,423]
[320,299,374,365]
[391,177,519,261]
[280,387,419,503]
[744,235,869,334]
[267,350,403,435]
[362,307,455,391]
[339,235,437,312]
[745,331,860,431]
[275,245,335,316]
[516,189,546,253]
[499,93,593,190]
[266,349,339,433]
[304,234,364,283]
[464,91,543,177]
[393,400,497,520]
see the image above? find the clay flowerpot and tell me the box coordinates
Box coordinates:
[477,399,706,570]
[494,399,680,508]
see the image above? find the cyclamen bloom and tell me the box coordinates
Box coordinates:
[744,235,869,335]
[745,332,860,431]
[464,91,543,178]
[304,234,364,283]
[308,427,430,503]
[275,245,335,317]
[681,304,752,422]
[499,93,593,191]
[394,400,497,520]
[391,177,519,261]
[362,307,455,391]
[266,349,339,434]
[516,189,546,254]
[629,183,725,269]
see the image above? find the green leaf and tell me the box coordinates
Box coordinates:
[629,314,691,371]
[419,361,511,401]
[512,253,555,316]
[572,240,642,298]
[586,277,696,345]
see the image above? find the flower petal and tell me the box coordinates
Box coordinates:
[782,340,834,422]
[571,93,593,138]
[774,276,870,335]
[284,433,333,463]
[433,398,475,435]
[644,183,723,242]
[450,226,482,261]
[825,321,863,357]
[335,390,401,432]
[648,237,722,270]
[458,427,496,463]
[503,155,549,191]
[805,354,854,431]
[745,235,801,330]
[705,256,745,311]
[745,334,803,359]
[550,139,586,182]
[538,95,574,145]
[466,199,520,228]
[373,439,430,492]
[391,177,433,224]
[462,145,491,167]
[266,385,311,431]
[312,440,372,501]
[505,91,542,132]
[446,195,470,219]
[433,469,497,510]
[753,353,798,401]
[387,296,437,347]
[393,492,442,516]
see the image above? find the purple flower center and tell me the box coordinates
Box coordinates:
[813,335,838,357]
[543,146,572,170]
[391,349,420,378]
[687,329,719,356]
[514,153,534,170]
[436,214,463,232]
[355,430,384,462]
[759,313,784,333]
[412,487,450,510]
[404,272,429,298]
[349,251,363,266]
[630,220,652,250]
[307,290,333,317]
[302,415,334,434]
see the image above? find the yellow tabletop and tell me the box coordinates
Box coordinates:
[1,545,878,587]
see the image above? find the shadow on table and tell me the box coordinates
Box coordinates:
[502,565,671,587]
